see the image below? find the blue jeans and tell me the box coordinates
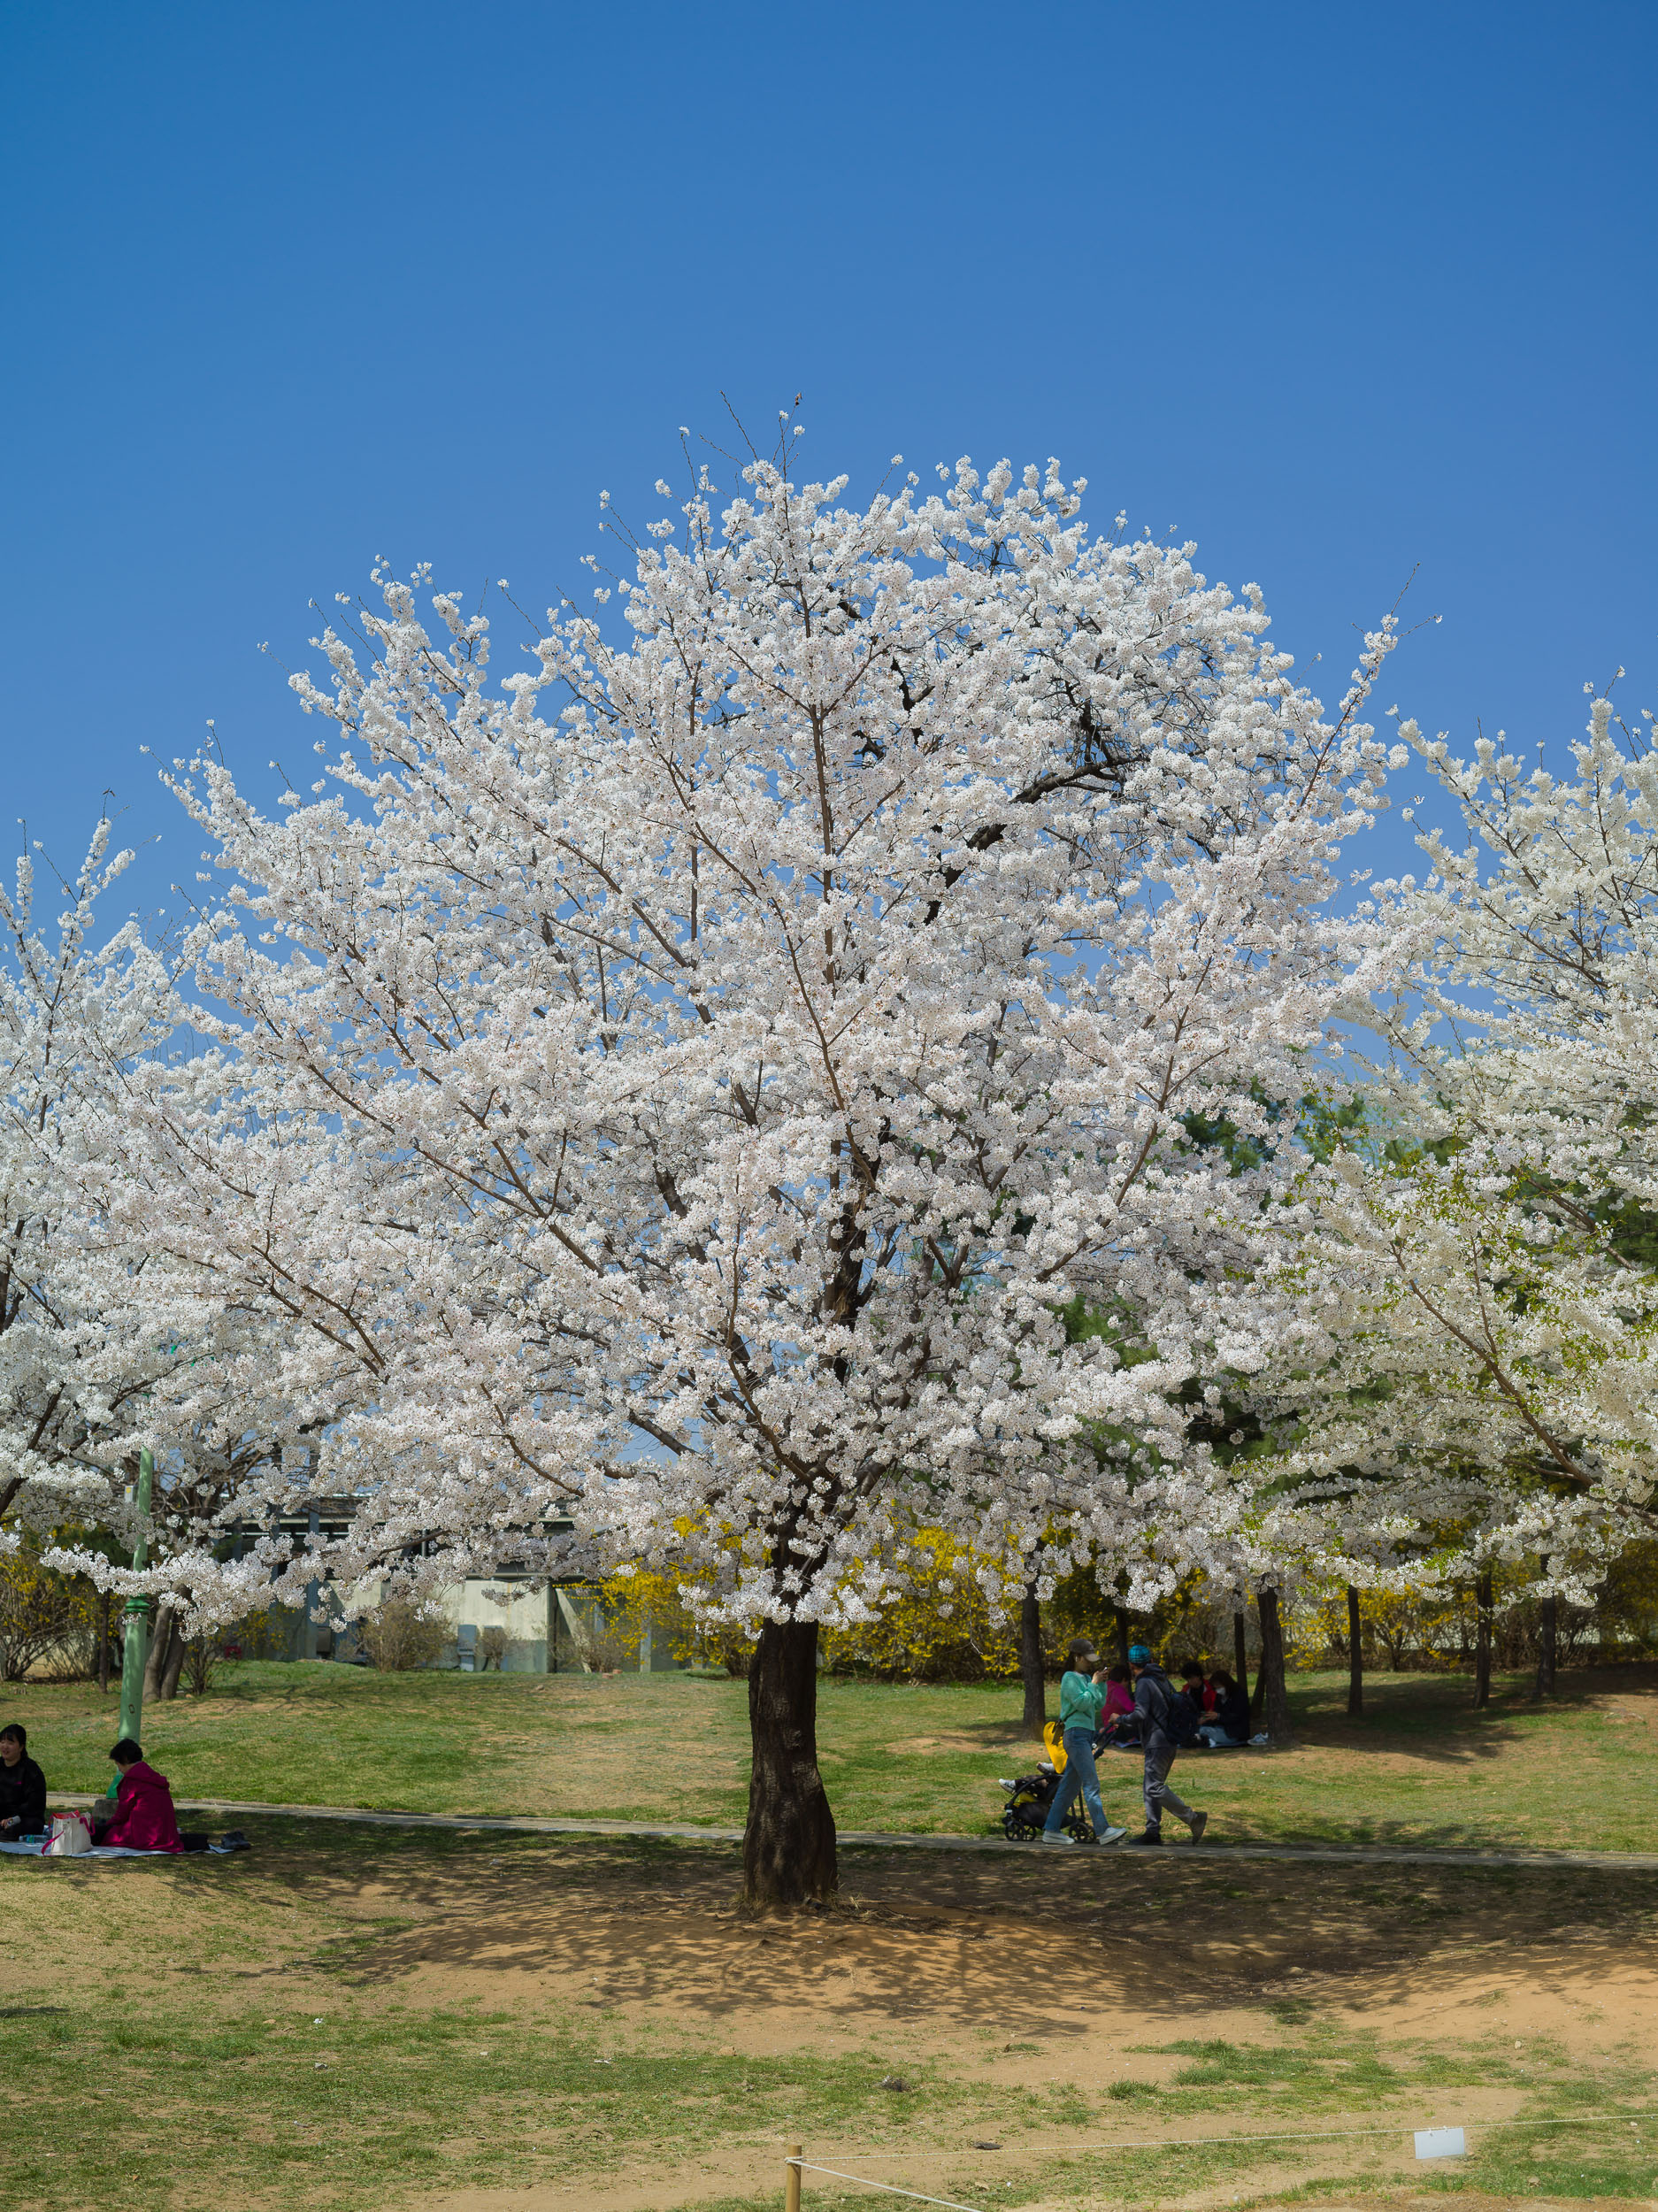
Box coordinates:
[1044,1728,1109,1838]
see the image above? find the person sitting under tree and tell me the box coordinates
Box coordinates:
[1198,1668,1251,1747]
[91,1740,182,1853]
[1178,1659,1215,1723]
[1041,1639,1129,1847]
[0,1724,46,1839]
[1101,1663,1135,1723]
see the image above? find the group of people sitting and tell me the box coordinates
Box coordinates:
[0,1724,184,1852]
[1040,1638,1252,1849]
[1094,1656,1252,1749]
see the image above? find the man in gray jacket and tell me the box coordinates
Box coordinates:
[1127,1645,1209,1847]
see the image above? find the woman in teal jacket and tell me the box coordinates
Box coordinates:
[1040,1639,1128,1846]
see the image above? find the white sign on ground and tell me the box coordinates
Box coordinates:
[1414,2128,1467,2160]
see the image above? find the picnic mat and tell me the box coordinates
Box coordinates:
[0,1838,240,1858]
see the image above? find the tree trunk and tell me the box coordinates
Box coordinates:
[743,1618,836,1906]
[1473,1569,1493,1709]
[1111,1603,1131,1669]
[1252,1590,1294,1744]
[1232,1609,1249,1710]
[1019,1588,1046,1739]
[98,1589,111,1694]
[1346,1586,1363,1719]
[160,1626,188,1701]
[143,1608,180,1705]
[1534,1591,1558,1701]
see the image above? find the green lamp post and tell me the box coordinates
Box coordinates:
[115,1447,154,1747]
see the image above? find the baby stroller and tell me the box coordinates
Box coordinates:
[996,1723,1094,1841]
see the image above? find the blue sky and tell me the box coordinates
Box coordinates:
[4,2,1653,926]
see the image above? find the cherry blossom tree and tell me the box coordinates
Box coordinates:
[0,823,355,1659]
[0,823,182,1546]
[163,436,1404,1899]
[1239,686,1658,1698]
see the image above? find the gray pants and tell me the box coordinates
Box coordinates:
[1143,1741,1195,1832]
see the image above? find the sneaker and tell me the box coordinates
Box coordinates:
[1188,1811,1209,1844]
[1096,1824,1129,1846]
[1040,1830,1077,1845]
[1127,1828,1163,1846]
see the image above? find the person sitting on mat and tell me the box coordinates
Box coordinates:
[1178,1660,1215,1722]
[92,1739,182,1853]
[1101,1663,1134,1722]
[0,1723,47,1839]
[1196,1668,1251,1747]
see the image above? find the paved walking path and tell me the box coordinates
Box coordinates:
[44,1793,1658,1870]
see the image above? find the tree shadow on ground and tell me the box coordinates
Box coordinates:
[1285,1663,1658,1769]
[259,1828,1658,2043]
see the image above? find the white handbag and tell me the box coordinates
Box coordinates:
[44,1811,94,1855]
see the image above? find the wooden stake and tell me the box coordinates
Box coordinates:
[784,2142,802,2212]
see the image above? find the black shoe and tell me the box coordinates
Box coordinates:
[1188,1811,1209,1844]
[1127,1828,1163,1846]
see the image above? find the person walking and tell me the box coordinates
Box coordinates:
[1127,1645,1208,1847]
[1041,1638,1128,1847]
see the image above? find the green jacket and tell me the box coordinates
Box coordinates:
[1058,1670,1106,1733]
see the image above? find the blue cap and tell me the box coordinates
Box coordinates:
[1127,1644,1152,1663]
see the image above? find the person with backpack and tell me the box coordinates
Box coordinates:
[1127,1645,1208,1847]
[1040,1638,1129,1847]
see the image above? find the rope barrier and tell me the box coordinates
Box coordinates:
[787,2161,982,2209]
[1059,2110,1655,2155]
[813,2108,1654,2160]
[783,2108,1651,2203]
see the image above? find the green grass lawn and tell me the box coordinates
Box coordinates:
[5,1656,1657,1853]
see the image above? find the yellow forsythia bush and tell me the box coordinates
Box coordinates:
[594,1529,1025,1682]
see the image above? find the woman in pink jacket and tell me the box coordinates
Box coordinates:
[95,1739,182,1853]
[1101,1663,1135,1720]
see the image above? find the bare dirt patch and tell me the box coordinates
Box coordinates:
[347,1847,1658,2208]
